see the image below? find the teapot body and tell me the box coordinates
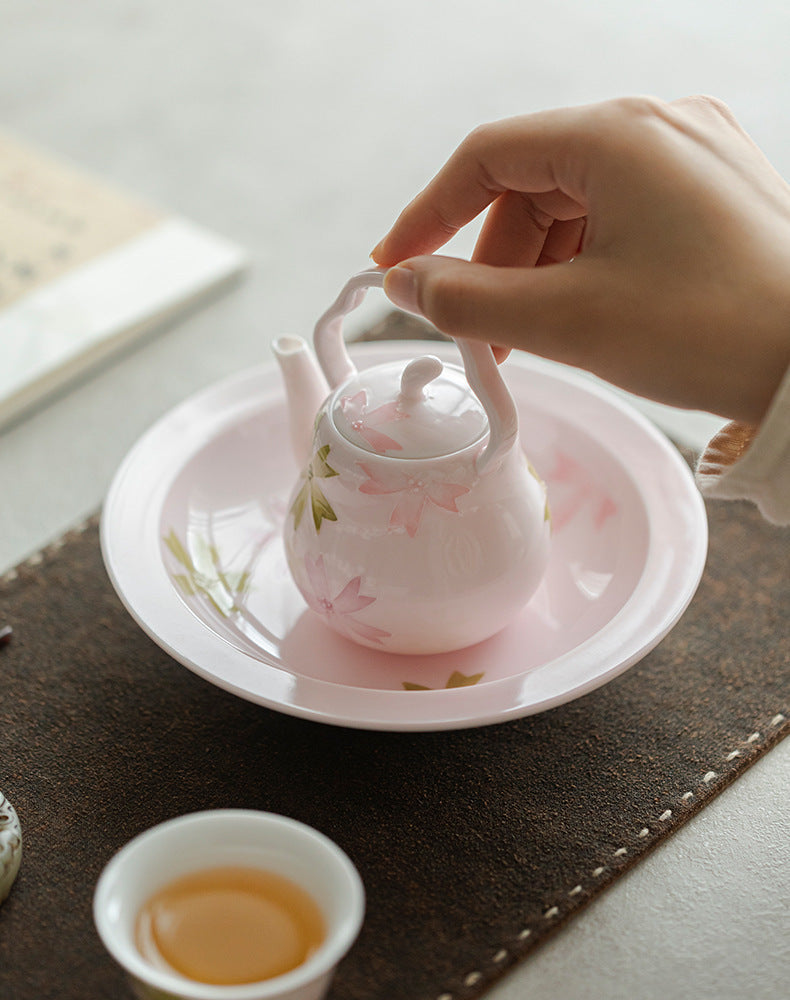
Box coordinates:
[274,267,551,656]
[283,393,550,655]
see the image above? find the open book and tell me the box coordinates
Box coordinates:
[0,131,246,429]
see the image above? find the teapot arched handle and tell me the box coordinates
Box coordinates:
[454,337,520,474]
[313,267,386,389]
[314,266,519,473]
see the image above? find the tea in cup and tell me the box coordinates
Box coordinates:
[93,810,365,1000]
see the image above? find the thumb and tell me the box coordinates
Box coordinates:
[382,255,595,361]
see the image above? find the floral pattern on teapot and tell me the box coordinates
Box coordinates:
[357,462,470,538]
[288,436,475,541]
[339,389,406,453]
[290,444,339,532]
[301,554,391,645]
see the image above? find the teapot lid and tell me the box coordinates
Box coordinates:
[330,357,488,459]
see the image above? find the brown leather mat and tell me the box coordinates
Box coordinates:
[1,348,788,1000]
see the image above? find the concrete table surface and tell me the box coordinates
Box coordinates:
[1,3,788,998]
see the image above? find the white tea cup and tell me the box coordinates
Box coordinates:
[93,810,365,1000]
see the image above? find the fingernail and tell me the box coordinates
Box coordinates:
[369,240,385,262]
[383,264,422,315]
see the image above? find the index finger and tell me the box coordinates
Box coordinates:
[372,105,592,266]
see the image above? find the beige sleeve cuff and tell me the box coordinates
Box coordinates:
[695,366,790,525]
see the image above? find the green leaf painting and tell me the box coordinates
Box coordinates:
[526,455,551,525]
[163,528,251,617]
[402,670,485,691]
[291,444,339,532]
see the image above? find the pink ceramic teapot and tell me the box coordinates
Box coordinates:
[273,268,550,655]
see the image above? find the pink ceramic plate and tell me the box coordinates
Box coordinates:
[101,342,707,731]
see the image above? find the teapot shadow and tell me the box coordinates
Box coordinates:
[279,606,535,692]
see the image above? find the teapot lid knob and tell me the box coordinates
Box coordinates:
[399,356,444,403]
[330,358,488,459]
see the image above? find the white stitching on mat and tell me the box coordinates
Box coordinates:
[434,713,788,1000]
[0,514,99,587]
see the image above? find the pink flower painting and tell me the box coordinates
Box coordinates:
[357,463,470,538]
[340,390,406,453]
[303,555,391,645]
[546,451,618,532]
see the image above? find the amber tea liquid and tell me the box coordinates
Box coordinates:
[135,865,326,985]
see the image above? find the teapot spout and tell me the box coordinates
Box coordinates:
[272,336,330,467]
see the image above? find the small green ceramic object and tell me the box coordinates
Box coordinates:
[0,791,22,904]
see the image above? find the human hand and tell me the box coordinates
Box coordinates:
[372,96,790,423]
